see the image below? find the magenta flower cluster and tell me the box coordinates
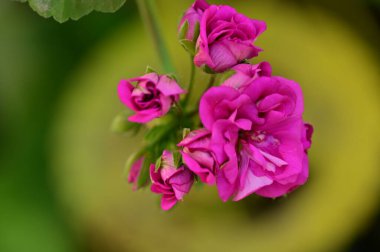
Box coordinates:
[116,0,313,210]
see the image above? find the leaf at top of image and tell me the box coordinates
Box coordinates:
[15,0,126,23]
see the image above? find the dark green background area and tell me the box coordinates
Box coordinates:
[0,1,379,251]
[0,2,137,251]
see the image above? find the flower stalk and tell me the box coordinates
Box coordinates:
[183,56,196,108]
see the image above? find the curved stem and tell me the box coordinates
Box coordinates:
[136,0,175,73]
[183,57,196,108]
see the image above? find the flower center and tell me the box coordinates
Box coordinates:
[251,130,266,143]
[241,130,286,173]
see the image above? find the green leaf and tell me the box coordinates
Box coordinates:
[111,111,141,134]
[15,0,126,23]
[179,39,195,56]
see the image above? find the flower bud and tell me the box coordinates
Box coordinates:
[150,150,194,210]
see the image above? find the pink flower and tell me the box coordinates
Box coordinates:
[194,5,266,72]
[150,150,194,210]
[221,62,272,91]
[199,76,312,201]
[178,128,216,185]
[178,0,210,41]
[127,158,144,190]
[118,73,185,123]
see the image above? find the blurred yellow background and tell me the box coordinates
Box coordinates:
[1,1,380,252]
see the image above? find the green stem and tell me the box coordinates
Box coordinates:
[174,101,183,116]
[136,0,175,73]
[191,74,217,112]
[206,74,216,90]
[183,57,196,107]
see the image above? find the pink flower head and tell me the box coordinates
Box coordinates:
[194,5,266,72]
[199,76,312,201]
[118,73,185,123]
[127,158,144,190]
[178,0,210,41]
[221,62,272,91]
[150,150,194,210]
[178,128,216,185]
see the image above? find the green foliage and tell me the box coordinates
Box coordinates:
[144,124,172,147]
[15,0,126,23]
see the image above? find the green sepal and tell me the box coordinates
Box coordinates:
[166,73,178,82]
[192,22,200,42]
[154,156,162,172]
[123,151,144,178]
[178,20,189,40]
[182,128,191,139]
[179,39,196,56]
[137,153,154,188]
[203,65,216,74]
[111,111,141,134]
[172,151,182,168]
[146,65,158,74]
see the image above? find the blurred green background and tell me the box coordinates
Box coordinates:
[1,0,380,252]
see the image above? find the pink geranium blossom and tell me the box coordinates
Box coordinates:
[194,5,266,72]
[199,76,313,201]
[118,73,185,123]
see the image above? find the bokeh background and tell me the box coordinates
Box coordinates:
[1,0,380,251]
